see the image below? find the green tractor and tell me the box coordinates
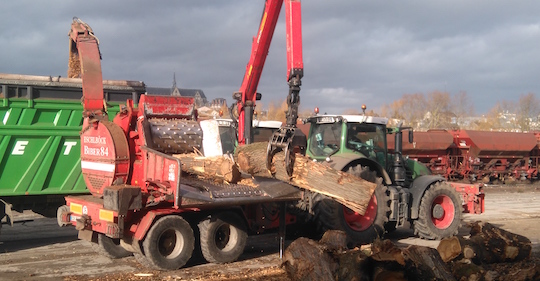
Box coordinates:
[301,113,466,244]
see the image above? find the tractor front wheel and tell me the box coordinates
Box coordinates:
[414,182,462,240]
[198,211,248,264]
[142,215,195,270]
[312,165,390,246]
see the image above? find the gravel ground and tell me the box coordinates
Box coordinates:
[1,183,539,281]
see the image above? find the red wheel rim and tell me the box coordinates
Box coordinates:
[431,194,455,229]
[342,194,377,231]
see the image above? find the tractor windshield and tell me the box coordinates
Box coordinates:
[219,126,236,154]
[346,123,387,164]
[308,122,342,157]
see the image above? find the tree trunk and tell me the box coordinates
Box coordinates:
[281,237,338,281]
[401,245,456,281]
[235,142,377,214]
[437,222,532,264]
[173,153,241,183]
[282,230,371,281]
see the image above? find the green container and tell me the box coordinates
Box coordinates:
[0,74,145,217]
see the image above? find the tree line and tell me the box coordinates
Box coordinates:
[224,91,539,132]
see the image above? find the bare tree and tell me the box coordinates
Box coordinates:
[451,91,475,129]
[380,93,426,129]
[266,100,287,122]
[425,91,452,129]
[516,93,540,131]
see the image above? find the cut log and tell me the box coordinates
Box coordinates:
[402,245,456,281]
[468,221,531,264]
[173,153,241,183]
[437,222,532,264]
[281,237,338,281]
[235,142,377,214]
[371,239,405,266]
[282,231,371,281]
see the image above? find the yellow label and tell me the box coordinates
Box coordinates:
[99,209,114,222]
[70,203,82,215]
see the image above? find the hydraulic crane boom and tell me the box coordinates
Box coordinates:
[234,0,303,146]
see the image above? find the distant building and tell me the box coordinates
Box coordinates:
[146,74,208,108]
[211,98,227,109]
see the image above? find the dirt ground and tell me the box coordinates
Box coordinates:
[1,184,539,281]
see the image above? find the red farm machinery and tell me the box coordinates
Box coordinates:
[389,129,540,183]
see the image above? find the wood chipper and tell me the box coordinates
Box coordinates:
[58,17,307,270]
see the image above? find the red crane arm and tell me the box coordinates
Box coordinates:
[236,0,303,145]
[68,17,105,117]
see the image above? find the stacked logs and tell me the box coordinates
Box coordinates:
[282,222,539,281]
[173,143,377,215]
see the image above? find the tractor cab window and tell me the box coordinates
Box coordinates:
[346,123,387,163]
[309,122,342,157]
[253,127,278,143]
[218,126,236,154]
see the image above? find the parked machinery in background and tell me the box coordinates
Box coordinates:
[388,129,540,183]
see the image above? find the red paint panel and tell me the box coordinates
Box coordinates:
[453,130,537,157]
[140,95,196,118]
[388,130,454,154]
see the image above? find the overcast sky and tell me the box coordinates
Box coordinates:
[1,1,539,115]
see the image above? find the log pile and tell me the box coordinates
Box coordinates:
[282,222,539,281]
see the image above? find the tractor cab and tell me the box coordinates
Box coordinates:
[305,114,389,170]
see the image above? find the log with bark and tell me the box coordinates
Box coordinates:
[282,232,454,281]
[235,142,377,214]
[282,230,371,281]
[173,153,241,183]
[437,221,532,264]
[282,225,539,281]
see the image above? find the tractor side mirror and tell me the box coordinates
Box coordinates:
[408,130,414,143]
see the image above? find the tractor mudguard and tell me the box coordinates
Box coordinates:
[324,153,392,185]
[408,175,446,219]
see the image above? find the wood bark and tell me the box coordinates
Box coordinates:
[281,237,338,281]
[282,230,371,281]
[401,245,456,281]
[282,228,538,281]
[437,221,532,264]
[173,153,241,183]
[235,142,377,214]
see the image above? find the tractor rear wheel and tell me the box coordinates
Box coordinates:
[413,182,462,240]
[142,215,195,270]
[91,233,132,259]
[312,165,391,246]
[198,211,247,264]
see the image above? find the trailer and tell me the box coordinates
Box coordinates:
[388,129,540,183]
[0,73,145,232]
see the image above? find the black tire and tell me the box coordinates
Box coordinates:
[413,182,462,240]
[142,215,195,270]
[312,165,391,246]
[198,211,247,264]
[91,233,132,259]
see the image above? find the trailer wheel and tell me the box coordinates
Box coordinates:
[414,182,462,240]
[198,211,247,264]
[142,215,195,270]
[313,165,390,246]
[91,233,132,259]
